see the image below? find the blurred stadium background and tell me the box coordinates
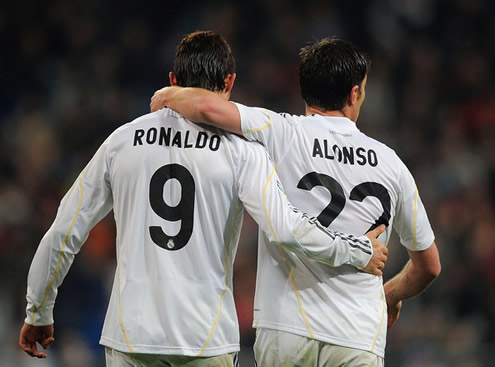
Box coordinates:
[1,0,494,365]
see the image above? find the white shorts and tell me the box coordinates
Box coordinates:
[253,328,384,367]
[105,347,239,367]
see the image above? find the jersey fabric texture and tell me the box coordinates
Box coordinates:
[235,103,435,358]
[25,108,375,357]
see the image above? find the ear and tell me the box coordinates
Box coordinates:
[169,72,177,86]
[224,73,236,95]
[348,85,360,106]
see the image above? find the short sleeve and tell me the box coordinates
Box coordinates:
[393,161,435,251]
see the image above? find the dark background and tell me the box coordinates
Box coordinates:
[1,0,494,365]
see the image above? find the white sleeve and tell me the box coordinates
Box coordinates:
[236,141,373,269]
[234,102,295,161]
[393,160,435,251]
[25,140,114,326]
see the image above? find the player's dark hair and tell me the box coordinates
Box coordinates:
[299,38,371,111]
[174,31,236,92]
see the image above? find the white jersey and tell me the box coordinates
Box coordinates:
[236,103,435,358]
[25,108,375,357]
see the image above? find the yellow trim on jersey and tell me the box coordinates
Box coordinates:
[199,200,243,356]
[413,188,419,251]
[30,171,85,325]
[254,343,261,361]
[263,167,315,339]
[115,217,134,353]
[370,293,386,352]
[242,110,272,134]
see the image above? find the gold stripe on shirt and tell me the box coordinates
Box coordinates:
[413,188,419,251]
[242,111,273,134]
[199,200,243,356]
[263,167,315,339]
[115,215,134,353]
[30,171,85,325]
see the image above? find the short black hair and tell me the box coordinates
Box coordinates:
[299,38,371,111]
[173,31,236,92]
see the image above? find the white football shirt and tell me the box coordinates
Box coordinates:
[236,103,435,358]
[25,108,375,357]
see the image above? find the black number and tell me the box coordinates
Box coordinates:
[297,172,391,232]
[297,172,345,227]
[350,182,391,232]
[149,164,195,251]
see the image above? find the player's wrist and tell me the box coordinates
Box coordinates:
[348,235,373,269]
[25,303,54,326]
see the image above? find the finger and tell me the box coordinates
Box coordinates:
[387,315,394,328]
[150,101,157,112]
[373,265,382,276]
[371,224,386,238]
[22,343,46,358]
[31,341,48,358]
[20,343,35,357]
[388,314,399,329]
[19,336,35,354]
[150,101,163,112]
[34,350,48,359]
[41,337,55,349]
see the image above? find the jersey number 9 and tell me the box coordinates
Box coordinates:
[149,164,195,251]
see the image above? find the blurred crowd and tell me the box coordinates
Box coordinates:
[1,0,494,366]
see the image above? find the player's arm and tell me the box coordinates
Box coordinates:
[150,86,242,135]
[385,160,441,327]
[383,242,441,328]
[21,141,113,357]
[151,87,291,162]
[237,141,388,275]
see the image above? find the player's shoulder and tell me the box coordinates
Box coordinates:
[234,102,302,125]
[362,133,415,185]
[108,108,200,138]
[98,110,171,153]
[110,110,160,134]
[224,131,267,154]
[358,131,400,160]
[221,133,271,169]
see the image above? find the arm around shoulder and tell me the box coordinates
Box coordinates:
[150,86,242,134]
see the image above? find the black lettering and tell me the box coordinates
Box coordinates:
[356,147,366,166]
[159,127,171,146]
[332,145,342,162]
[172,131,182,148]
[368,150,378,167]
[342,146,354,165]
[196,132,208,149]
[146,128,157,144]
[209,135,220,151]
[184,131,193,148]
[313,139,323,158]
[134,129,145,146]
[324,140,334,159]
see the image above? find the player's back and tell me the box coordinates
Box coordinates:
[100,108,246,356]
[236,103,434,358]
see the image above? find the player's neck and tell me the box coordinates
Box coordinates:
[305,105,355,122]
